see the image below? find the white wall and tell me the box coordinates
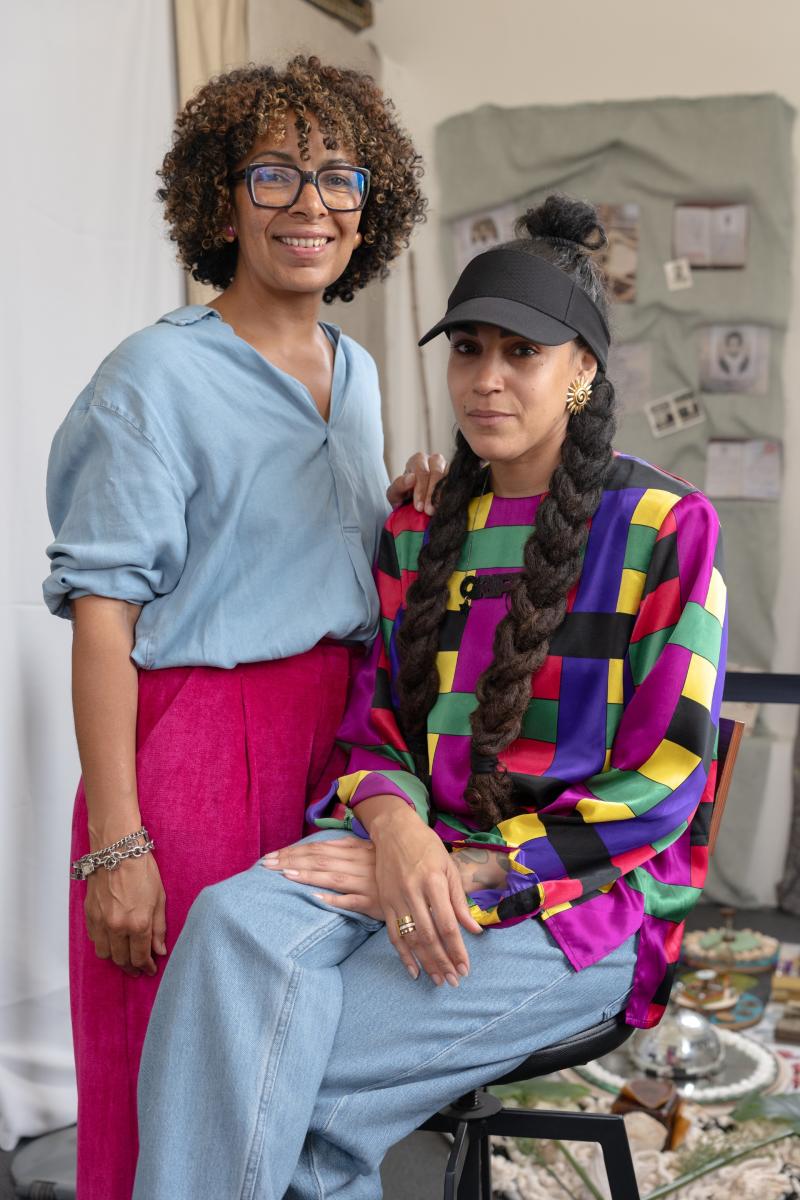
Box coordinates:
[366,0,800,899]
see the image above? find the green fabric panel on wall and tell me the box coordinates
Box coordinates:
[435,94,794,670]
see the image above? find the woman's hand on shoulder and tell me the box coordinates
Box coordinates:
[386,451,448,515]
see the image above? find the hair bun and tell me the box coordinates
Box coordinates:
[515,194,608,253]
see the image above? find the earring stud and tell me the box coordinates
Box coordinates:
[566,377,592,416]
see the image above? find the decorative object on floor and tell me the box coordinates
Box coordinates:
[676,969,766,1030]
[630,1004,725,1080]
[490,1086,800,1200]
[776,1002,800,1046]
[682,907,781,974]
[577,1023,780,1103]
[610,1077,690,1150]
[772,947,800,1002]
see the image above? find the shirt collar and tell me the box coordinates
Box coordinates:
[158,305,222,327]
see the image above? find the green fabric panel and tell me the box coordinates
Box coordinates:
[589,768,672,812]
[669,602,723,664]
[380,616,394,648]
[520,698,560,743]
[393,529,424,570]
[435,93,795,669]
[651,819,689,855]
[626,868,699,920]
[427,691,558,741]
[362,769,430,819]
[628,626,674,685]
[623,523,658,573]
[336,739,416,774]
[606,702,624,747]
[455,524,531,570]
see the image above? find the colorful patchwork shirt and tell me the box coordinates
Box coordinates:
[308,453,727,1028]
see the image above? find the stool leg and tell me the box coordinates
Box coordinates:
[596,1118,640,1200]
[456,1132,482,1200]
[479,1134,492,1200]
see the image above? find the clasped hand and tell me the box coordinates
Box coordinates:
[262,826,510,987]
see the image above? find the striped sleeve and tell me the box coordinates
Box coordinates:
[307,510,430,834]
[478,491,726,932]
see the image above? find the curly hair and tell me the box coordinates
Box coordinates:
[397,195,618,829]
[157,55,426,301]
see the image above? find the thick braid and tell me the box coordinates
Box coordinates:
[396,432,485,751]
[466,374,617,827]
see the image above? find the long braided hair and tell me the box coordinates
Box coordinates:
[396,195,617,830]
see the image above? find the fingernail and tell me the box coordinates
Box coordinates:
[446,973,459,988]
[261,861,281,870]
[415,501,423,511]
[156,943,167,956]
[457,963,469,977]
[407,964,419,980]
[263,852,279,861]
[431,974,443,987]
[282,869,300,877]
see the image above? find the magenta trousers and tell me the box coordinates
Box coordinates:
[69,644,354,1200]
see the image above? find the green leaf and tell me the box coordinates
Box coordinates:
[731,1091,800,1132]
[491,1079,591,1105]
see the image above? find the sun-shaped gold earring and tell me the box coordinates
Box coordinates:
[566,377,592,416]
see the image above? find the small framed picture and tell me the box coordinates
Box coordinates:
[452,203,518,272]
[664,258,693,291]
[594,203,639,303]
[673,203,749,268]
[645,389,706,439]
[698,324,770,395]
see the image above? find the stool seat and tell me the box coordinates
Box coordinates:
[491,1010,634,1086]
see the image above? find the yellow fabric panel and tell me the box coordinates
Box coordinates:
[617,568,646,614]
[705,567,726,625]
[436,650,458,693]
[427,732,440,771]
[631,489,681,530]
[469,902,502,927]
[639,739,702,790]
[507,850,535,876]
[467,490,493,530]
[683,653,717,710]
[446,571,468,611]
[335,770,372,806]
[602,748,613,773]
[498,810,547,845]
[541,901,572,919]
[576,797,635,823]
[608,658,624,705]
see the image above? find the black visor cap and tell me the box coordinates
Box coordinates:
[419,247,610,372]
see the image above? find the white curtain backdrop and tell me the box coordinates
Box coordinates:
[1,0,183,1149]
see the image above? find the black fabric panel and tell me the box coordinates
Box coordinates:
[497,884,541,921]
[510,775,569,809]
[544,817,609,877]
[549,612,636,659]
[652,961,677,1009]
[377,527,402,580]
[665,695,714,760]
[604,456,695,498]
[439,609,469,651]
[690,800,712,846]
[642,532,680,596]
[372,665,394,713]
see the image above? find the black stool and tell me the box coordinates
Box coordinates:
[422,1012,638,1199]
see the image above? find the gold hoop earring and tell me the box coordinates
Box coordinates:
[566,377,592,416]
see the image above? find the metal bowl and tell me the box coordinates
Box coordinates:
[629,1004,725,1079]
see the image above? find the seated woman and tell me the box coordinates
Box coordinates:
[133,195,726,1199]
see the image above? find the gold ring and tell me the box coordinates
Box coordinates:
[396,914,416,937]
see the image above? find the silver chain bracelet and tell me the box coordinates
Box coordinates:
[71,826,155,881]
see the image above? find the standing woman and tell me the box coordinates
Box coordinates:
[43,56,430,1200]
[133,196,727,1198]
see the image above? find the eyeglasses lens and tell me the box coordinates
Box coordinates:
[250,166,366,210]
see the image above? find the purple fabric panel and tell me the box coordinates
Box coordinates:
[484,494,543,528]
[647,826,693,886]
[541,781,596,815]
[574,487,644,613]
[513,836,567,881]
[451,594,507,692]
[712,617,728,717]
[612,643,691,768]
[546,880,644,970]
[431,732,472,816]
[625,913,673,1025]
[334,634,384,748]
[673,493,718,607]
[549,658,608,778]
[596,761,707,855]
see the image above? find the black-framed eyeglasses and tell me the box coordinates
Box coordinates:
[228,162,371,212]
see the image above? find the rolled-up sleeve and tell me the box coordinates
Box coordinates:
[43,403,187,618]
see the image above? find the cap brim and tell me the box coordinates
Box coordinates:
[418,296,578,349]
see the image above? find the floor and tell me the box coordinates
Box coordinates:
[2,902,795,1199]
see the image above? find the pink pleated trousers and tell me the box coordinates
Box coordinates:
[68,644,354,1200]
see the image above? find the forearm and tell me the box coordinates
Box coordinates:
[353,793,422,843]
[71,596,142,849]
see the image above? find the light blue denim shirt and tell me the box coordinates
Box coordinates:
[44,306,390,669]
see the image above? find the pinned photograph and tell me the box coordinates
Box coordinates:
[645,388,706,439]
[699,324,770,394]
[606,342,653,412]
[673,203,749,268]
[705,438,782,500]
[663,257,693,291]
[452,202,518,272]
[594,203,639,303]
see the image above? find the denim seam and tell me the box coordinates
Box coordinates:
[320,963,575,1135]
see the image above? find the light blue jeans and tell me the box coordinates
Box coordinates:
[133,832,636,1200]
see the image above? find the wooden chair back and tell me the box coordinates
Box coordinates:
[709,716,746,856]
